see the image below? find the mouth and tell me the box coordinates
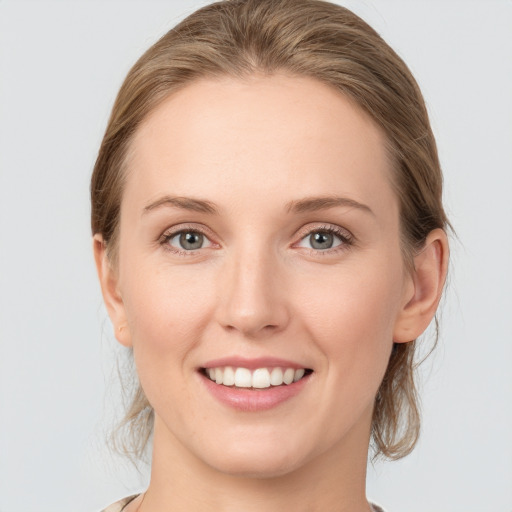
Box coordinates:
[200,366,313,389]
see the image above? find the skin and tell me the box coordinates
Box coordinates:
[94,74,448,512]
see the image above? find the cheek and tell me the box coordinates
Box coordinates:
[297,254,404,380]
[121,263,216,366]
[119,264,218,422]
[300,255,402,336]
[290,258,404,443]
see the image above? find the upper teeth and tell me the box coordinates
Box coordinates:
[206,367,306,388]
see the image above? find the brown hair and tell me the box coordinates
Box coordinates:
[91,0,448,461]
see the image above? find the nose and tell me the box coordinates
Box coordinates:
[215,245,290,339]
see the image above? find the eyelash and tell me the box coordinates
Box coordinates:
[294,224,354,255]
[159,224,354,256]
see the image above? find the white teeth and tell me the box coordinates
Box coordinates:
[234,367,252,388]
[223,366,235,386]
[205,366,308,388]
[252,368,270,388]
[283,368,295,385]
[293,368,305,382]
[270,367,283,386]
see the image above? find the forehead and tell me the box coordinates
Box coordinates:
[125,74,396,220]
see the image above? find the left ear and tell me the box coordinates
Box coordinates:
[393,228,449,343]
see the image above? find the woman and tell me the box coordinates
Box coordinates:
[92,0,449,510]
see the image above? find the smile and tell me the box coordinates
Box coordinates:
[203,366,312,389]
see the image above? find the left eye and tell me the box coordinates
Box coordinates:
[166,231,212,251]
[297,230,344,250]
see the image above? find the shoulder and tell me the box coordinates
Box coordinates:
[370,502,387,512]
[100,494,139,512]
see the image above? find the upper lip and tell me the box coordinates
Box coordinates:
[201,356,309,370]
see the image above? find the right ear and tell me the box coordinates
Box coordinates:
[93,234,132,347]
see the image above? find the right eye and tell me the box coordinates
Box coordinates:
[163,230,213,252]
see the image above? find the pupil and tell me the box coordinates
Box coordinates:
[311,231,333,249]
[180,232,203,250]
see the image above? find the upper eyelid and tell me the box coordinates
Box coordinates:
[294,223,353,241]
[161,223,216,240]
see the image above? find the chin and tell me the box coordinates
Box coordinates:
[196,433,317,479]
[207,451,305,479]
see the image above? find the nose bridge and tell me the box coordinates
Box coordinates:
[217,238,289,337]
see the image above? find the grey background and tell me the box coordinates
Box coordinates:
[0,1,511,511]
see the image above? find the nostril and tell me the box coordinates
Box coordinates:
[223,322,281,337]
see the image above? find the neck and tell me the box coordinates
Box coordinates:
[140,410,373,512]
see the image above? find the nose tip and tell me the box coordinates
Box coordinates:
[215,255,289,338]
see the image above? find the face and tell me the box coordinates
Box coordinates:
[105,74,416,477]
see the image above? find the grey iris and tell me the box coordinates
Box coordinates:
[180,232,203,250]
[310,231,333,249]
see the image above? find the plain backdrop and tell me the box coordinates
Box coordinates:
[0,1,511,511]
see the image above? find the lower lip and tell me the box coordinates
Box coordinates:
[200,372,310,412]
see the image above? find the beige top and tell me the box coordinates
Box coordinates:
[101,495,138,512]
[101,495,387,511]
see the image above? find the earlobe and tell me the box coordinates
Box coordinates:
[393,228,449,343]
[93,234,132,347]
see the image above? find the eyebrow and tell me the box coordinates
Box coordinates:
[143,195,219,215]
[142,194,374,217]
[285,196,375,216]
